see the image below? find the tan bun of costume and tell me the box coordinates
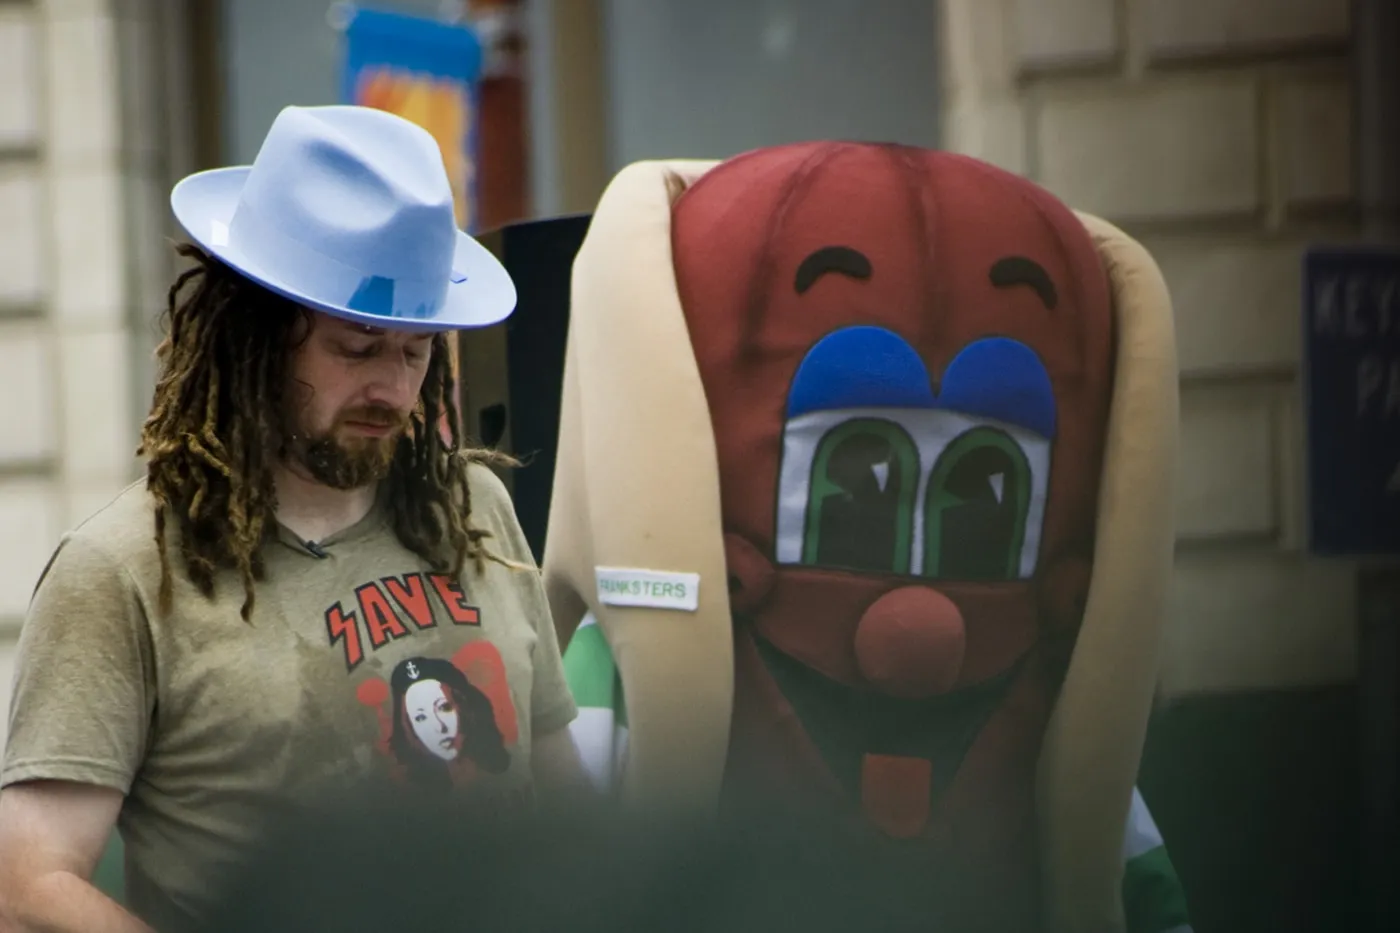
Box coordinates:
[541,161,1179,933]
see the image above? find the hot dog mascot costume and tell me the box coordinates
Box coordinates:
[544,143,1191,933]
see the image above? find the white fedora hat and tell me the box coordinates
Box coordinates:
[170,104,516,332]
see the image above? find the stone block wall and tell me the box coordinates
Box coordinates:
[941,0,1359,695]
[0,0,183,749]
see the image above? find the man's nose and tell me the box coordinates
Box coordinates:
[364,356,418,409]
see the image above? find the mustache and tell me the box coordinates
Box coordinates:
[337,406,409,429]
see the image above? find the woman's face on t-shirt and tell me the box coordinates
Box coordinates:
[405,678,461,761]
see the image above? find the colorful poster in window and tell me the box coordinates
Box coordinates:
[340,6,483,232]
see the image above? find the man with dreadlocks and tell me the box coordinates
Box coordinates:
[0,105,585,933]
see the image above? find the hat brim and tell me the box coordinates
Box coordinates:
[170,167,517,332]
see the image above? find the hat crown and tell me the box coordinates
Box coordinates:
[170,103,516,331]
[234,106,457,287]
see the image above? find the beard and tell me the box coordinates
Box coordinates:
[284,404,410,490]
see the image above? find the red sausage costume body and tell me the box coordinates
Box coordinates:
[543,143,1179,932]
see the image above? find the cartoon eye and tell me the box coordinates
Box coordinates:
[775,331,1052,579]
[922,426,1031,581]
[801,418,919,575]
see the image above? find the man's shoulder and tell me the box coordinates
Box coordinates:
[462,457,511,510]
[459,455,531,564]
[62,480,162,570]
[27,481,162,609]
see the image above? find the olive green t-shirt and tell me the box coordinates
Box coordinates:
[2,463,577,931]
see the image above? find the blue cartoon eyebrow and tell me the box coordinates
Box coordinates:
[787,326,935,417]
[786,327,1057,437]
[938,337,1057,437]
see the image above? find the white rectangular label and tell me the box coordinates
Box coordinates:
[595,567,700,612]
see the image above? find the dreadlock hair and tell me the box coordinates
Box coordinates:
[139,242,517,623]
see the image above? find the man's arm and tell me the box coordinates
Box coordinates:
[0,781,151,933]
[531,726,595,804]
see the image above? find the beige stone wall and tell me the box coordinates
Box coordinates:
[942,0,1358,695]
[0,0,184,749]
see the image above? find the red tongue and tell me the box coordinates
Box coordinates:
[860,754,932,838]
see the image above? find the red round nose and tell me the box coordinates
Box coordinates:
[854,587,966,699]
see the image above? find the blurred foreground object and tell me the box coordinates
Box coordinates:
[187,793,951,933]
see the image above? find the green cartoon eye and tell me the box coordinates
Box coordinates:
[922,427,1031,580]
[802,419,919,575]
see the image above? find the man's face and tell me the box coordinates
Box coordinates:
[283,311,438,489]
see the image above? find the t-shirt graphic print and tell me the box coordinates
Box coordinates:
[360,645,518,793]
[324,567,525,797]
